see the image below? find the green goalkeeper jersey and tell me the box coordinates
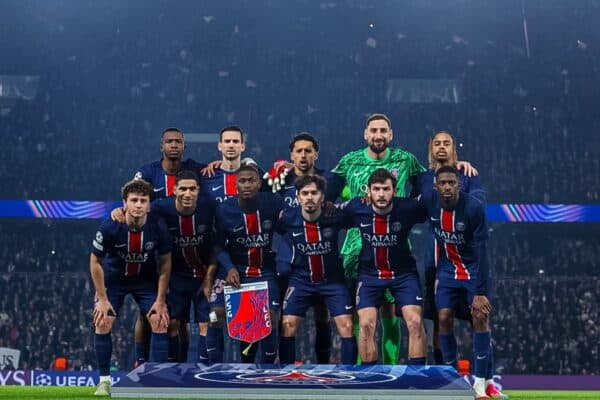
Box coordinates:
[332,147,426,278]
[332,147,425,199]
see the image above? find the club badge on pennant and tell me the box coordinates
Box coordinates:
[224,281,272,343]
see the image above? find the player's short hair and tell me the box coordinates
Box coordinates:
[435,165,459,179]
[121,179,152,200]
[295,174,326,193]
[428,130,458,170]
[175,170,200,186]
[368,168,397,189]
[237,163,260,177]
[219,126,245,143]
[289,132,319,152]
[366,113,391,129]
[161,127,184,139]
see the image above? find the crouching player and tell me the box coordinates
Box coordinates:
[423,166,494,400]
[90,179,171,396]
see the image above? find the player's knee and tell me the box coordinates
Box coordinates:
[198,322,208,336]
[95,317,115,334]
[336,317,354,338]
[148,314,168,334]
[471,311,489,330]
[281,317,299,336]
[438,311,454,331]
[404,313,423,337]
[358,318,376,339]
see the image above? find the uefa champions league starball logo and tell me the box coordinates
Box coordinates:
[35,374,53,386]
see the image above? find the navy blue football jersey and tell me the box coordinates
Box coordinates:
[91,215,171,283]
[422,192,488,283]
[151,195,216,280]
[135,158,206,200]
[276,207,352,283]
[214,192,284,278]
[341,197,427,279]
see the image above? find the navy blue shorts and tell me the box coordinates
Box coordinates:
[435,278,481,313]
[167,273,210,323]
[356,272,422,311]
[283,277,353,317]
[105,279,157,316]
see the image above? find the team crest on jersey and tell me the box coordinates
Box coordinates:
[322,227,333,238]
[134,171,142,180]
[95,231,103,244]
[144,241,155,251]
[389,168,399,178]
[455,222,466,232]
[196,224,208,233]
[391,222,402,232]
[262,220,272,230]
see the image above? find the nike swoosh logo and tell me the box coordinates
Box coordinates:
[353,172,362,177]
[284,185,295,190]
[212,186,223,191]
[360,223,372,227]
[344,305,353,310]
[430,217,440,222]
[233,226,245,232]
[476,355,487,360]
[153,187,165,192]
[115,244,127,248]
[206,347,217,352]
[416,296,423,301]
[292,232,304,237]
[271,302,280,306]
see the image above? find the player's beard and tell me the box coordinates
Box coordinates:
[369,141,389,154]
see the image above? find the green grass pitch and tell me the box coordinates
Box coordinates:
[1,387,599,400]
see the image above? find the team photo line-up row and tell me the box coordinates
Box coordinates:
[89,113,506,399]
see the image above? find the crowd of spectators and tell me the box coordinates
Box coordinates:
[1,1,599,375]
[0,1,598,202]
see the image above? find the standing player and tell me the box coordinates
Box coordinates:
[341,169,427,365]
[133,127,207,365]
[200,125,264,203]
[328,114,425,364]
[90,179,171,396]
[135,127,206,199]
[274,133,336,363]
[411,130,485,361]
[214,164,283,363]
[411,132,506,398]
[151,171,217,363]
[277,175,357,365]
[422,166,493,400]
[329,114,476,364]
